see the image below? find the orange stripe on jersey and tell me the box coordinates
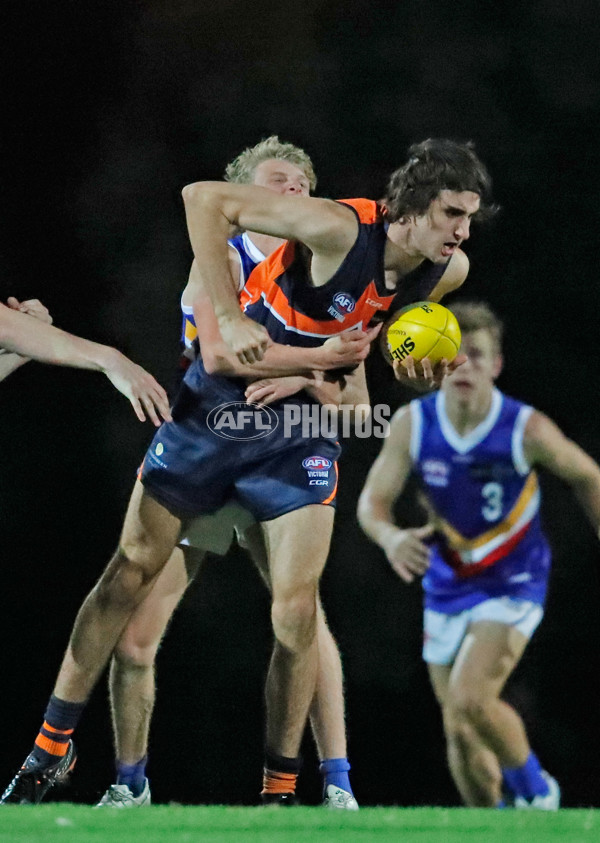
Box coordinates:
[336,197,383,224]
[239,240,295,312]
[321,462,339,505]
[438,472,539,552]
[241,265,396,338]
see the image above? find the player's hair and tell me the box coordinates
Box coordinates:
[224,135,317,191]
[451,300,504,354]
[383,139,497,222]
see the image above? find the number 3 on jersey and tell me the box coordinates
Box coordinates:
[482,481,503,521]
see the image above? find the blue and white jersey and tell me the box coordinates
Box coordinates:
[410,388,551,613]
[180,232,266,351]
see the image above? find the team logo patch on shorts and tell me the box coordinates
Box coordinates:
[207,401,279,440]
[302,455,332,486]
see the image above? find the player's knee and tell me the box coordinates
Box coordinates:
[271,591,317,652]
[112,644,155,674]
[114,627,160,668]
[445,690,490,734]
[444,708,478,751]
[95,548,162,611]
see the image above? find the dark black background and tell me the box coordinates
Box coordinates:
[1,0,600,807]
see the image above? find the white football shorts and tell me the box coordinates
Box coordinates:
[178,501,256,556]
[423,597,544,665]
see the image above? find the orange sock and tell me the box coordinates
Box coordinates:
[33,722,73,764]
[31,695,84,767]
[261,769,298,796]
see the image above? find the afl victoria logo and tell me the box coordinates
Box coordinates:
[332,292,355,314]
[302,456,332,470]
[207,401,279,440]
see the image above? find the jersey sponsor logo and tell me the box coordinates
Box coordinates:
[423,459,449,487]
[366,297,385,309]
[328,292,356,322]
[207,401,279,441]
[468,463,515,481]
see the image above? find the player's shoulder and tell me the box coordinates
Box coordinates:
[521,404,554,442]
[411,390,438,413]
[438,248,470,292]
[335,198,383,224]
[390,400,420,434]
[497,390,534,420]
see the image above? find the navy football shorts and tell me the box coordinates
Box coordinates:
[140,382,341,523]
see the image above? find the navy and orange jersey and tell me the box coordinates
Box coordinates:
[239,199,449,348]
[411,389,551,614]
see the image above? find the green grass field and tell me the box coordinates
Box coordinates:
[0,805,599,843]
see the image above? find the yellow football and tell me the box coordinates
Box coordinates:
[384,301,461,365]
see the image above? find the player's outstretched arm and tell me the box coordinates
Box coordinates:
[100,352,172,425]
[181,181,356,363]
[524,410,600,535]
[0,297,54,381]
[358,406,433,583]
[0,302,171,425]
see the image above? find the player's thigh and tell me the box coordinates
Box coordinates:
[120,479,182,564]
[241,523,270,589]
[451,620,529,700]
[261,504,335,599]
[428,663,453,707]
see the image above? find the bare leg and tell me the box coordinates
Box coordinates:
[241,522,347,760]
[429,621,530,807]
[109,545,204,764]
[54,480,182,702]
[260,505,335,758]
[308,602,347,760]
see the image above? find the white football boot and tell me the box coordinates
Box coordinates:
[514,771,560,810]
[95,778,151,808]
[323,784,359,810]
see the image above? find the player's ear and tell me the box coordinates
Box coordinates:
[492,354,503,379]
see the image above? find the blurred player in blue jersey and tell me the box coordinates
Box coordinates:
[1,139,494,807]
[0,296,169,423]
[97,137,363,810]
[358,301,600,809]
